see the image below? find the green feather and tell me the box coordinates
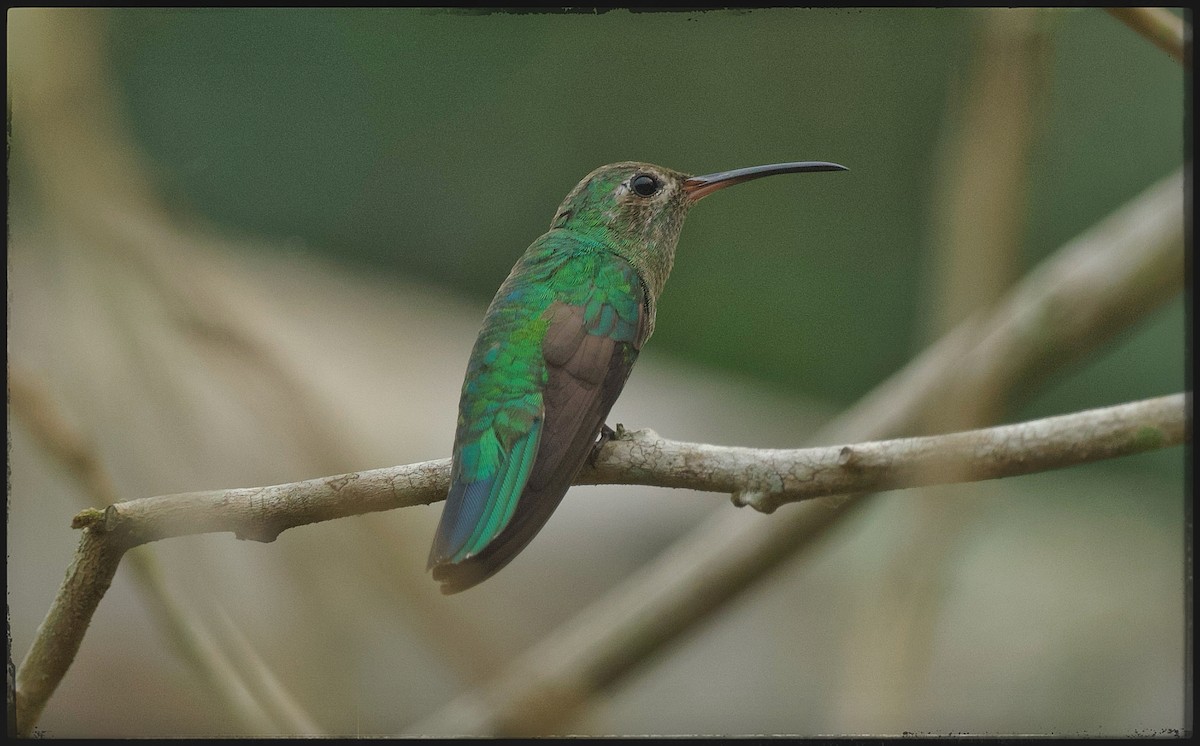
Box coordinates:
[452,421,541,562]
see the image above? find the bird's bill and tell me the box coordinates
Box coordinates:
[682,161,848,201]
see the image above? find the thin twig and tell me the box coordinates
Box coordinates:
[1107,7,1188,64]
[52,395,1184,542]
[14,530,127,735]
[610,395,1185,513]
[7,373,122,508]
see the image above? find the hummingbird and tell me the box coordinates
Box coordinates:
[428,159,847,594]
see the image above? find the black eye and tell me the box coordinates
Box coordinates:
[631,174,660,197]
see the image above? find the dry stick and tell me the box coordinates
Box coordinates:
[14,531,125,736]
[208,608,324,735]
[596,395,1186,514]
[409,168,1185,735]
[13,170,1185,734]
[1107,7,1188,64]
[38,394,1184,538]
[7,371,320,736]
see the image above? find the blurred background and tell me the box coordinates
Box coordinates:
[7,7,1186,737]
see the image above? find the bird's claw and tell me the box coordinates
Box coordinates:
[589,423,618,466]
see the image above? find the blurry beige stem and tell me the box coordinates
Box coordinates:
[925,6,1051,425]
[1107,7,1188,64]
[850,7,1053,725]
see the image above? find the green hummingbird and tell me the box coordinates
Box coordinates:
[428,160,847,593]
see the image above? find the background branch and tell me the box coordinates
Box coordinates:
[852,8,1053,723]
[1107,7,1188,64]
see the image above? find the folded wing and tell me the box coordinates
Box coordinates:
[429,256,647,594]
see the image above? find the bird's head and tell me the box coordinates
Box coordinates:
[549,160,847,303]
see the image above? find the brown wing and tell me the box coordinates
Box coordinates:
[431,287,648,594]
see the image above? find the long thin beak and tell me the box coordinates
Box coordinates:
[682,161,848,202]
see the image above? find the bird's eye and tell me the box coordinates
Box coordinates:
[631,174,661,197]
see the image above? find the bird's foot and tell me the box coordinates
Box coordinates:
[588,423,619,466]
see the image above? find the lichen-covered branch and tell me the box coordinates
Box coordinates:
[69,460,452,545]
[56,395,1185,549]
[584,394,1186,514]
[14,530,127,735]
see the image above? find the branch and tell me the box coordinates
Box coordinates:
[50,395,1184,545]
[587,394,1187,514]
[1106,7,1188,64]
[843,8,1052,719]
[14,530,125,735]
[13,393,1187,733]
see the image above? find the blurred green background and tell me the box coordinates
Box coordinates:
[101,7,1183,410]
